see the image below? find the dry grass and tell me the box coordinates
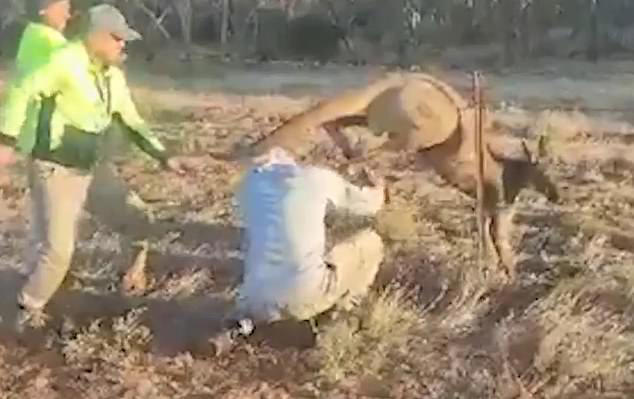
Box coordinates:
[316,283,421,383]
[60,307,152,368]
[496,271,634,398]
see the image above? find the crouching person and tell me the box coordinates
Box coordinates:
[211,147,386,353]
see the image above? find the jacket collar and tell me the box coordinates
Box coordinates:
[69,39,113,78]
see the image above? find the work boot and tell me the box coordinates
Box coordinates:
[14,304,49,333]
[209,318,255,356]
[237,318,254,336]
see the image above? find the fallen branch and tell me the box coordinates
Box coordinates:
[122,240,150,296]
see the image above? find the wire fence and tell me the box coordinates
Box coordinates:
[446,71,634,116]
[459,71,634,141]
[451,103,634,114]
[495,104,634,114]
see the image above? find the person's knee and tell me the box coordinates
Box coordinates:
[337,229,384,298]
[18,290,47,310]
[43,241,74,271]
[366,230,384,249]
[357,229,384,263]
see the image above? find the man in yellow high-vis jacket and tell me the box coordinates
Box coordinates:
[0,0,71,175]
[6,1,155,288]
[0,4,189,331]
[16,0,71,75]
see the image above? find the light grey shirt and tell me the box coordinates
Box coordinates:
[235,152,384,320]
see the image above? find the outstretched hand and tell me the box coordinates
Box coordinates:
[360,166,385,188]
[357,166,390,204]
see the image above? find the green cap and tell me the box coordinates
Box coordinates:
[86,4,141,41]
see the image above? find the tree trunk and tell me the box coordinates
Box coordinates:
[254,7,288,61]
[174,0,193,60]
[221,0,230,46]
[283,0,298,19]
[587,0,599,62]
[518,1,531,59]
[496,0,519,66]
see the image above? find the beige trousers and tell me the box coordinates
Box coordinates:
[321,228,385,313]
[232,228,385,326]
[19,159,151,310]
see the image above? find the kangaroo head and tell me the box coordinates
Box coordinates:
[499,138,559,205]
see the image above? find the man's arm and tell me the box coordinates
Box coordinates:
[308,166,385,216]
[110,69,170,165]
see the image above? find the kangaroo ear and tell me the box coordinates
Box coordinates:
[536,134,549,160]
[520,139,537,164]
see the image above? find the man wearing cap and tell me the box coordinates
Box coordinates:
[210,147,386,354]
[0,4,188,330]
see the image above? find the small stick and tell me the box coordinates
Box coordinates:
[122,240,149,296]
[472,71,486,266]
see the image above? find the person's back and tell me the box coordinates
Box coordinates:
[15,22,66,75]
[15,0,71,75]
[239,161,335,276]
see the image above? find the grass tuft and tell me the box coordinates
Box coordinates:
[316,283,421,382]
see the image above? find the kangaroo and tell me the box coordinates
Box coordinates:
[243,72,558,278]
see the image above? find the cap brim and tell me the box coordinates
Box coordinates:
[114,26,142,41]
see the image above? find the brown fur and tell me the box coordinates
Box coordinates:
[243,73,559,277]
[249,74,406,158]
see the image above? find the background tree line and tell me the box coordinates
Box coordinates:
[2,0,634,66]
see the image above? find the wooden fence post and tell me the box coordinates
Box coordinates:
[472,71,486,266]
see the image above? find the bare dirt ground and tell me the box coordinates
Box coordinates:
[1,58,634,398]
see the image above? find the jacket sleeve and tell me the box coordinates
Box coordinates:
[0,53,62,147]
[0,132,16,146]
[110,69,169,164]
[308,166,385,216]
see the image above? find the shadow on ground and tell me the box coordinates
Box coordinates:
[0,214,320,360]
